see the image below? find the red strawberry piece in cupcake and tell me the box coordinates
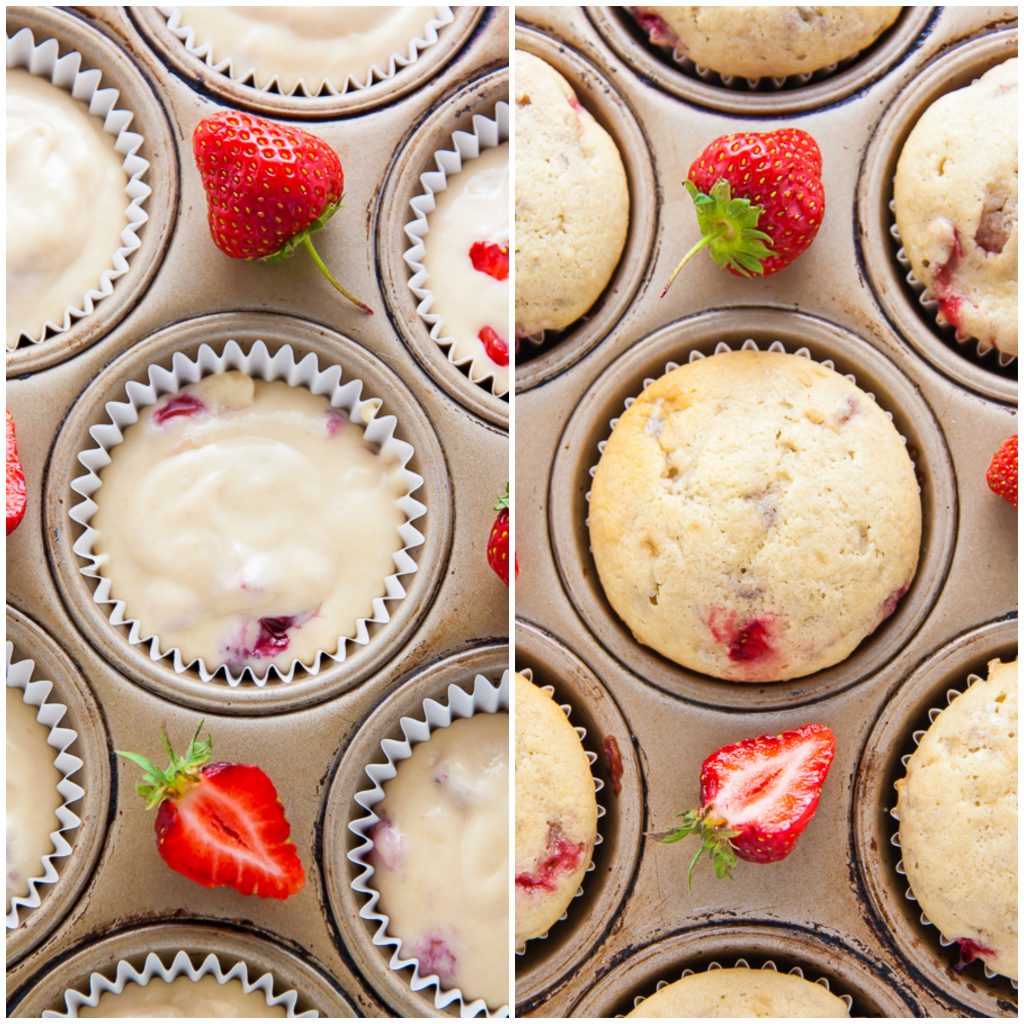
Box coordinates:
[469,240,509,281]
[478,325,509,367]
[515,825,586,892]
[152,394,207,427]
[707,607,777,664]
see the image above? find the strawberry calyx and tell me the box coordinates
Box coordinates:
[654,807,739,888]
[661,180,776,298]
[494,481,510,513]
[262,199,373,315]
[118,723,213,811]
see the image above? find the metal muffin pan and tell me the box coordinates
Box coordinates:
[6,4,508,1018]
[515,6,1017,1018]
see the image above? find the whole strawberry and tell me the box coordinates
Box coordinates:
[662,128,825,296]
[657,724,835,885]
[119,725,305,899]
[487,483,516,585]
[986,435,1018,508]
[193,110,372,313]
[6,409,26,536]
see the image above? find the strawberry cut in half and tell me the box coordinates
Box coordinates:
[657,723,835,886]
[119,725,305,899]
[662,128,825,296]
[6,409,27,536]
[193,110,372,314]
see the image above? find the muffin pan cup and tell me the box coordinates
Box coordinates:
[129,5,483,119]
[321,645,509,1018]
[516,7,1016,1018]
[6,7,508,1018]
[857,26,1019,402]
[8,922,358,1017]
[5,7,177,376]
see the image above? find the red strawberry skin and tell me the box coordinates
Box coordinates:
[155,762,305,899]
[700,724,835,864]
[6,409,27,536]
[986,435,1018,508]
[487,506,511,586]
[689,128,825,276]
[193,111,344,261]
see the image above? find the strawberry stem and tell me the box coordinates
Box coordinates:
[653,807,739,889]
[660,233,715,299]
[117,722,213,811]
[301,236,374,315]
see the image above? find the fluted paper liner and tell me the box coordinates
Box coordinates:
[621,957,854,1017]
[5,643,84,931]
[5,27,150,349]
[514,666,605,954]
[348,671,510,1018]
[160,6,455,98]
[890,673,1018,987]
[68,339,425,687]
[404,102,510,398]
[45,949,315,1018]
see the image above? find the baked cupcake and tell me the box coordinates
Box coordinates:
[370,713,509,1008]
[589,349,922,683]
[87,369,409,679]
[168,7,451,95]
[6,685,62,908]
[515,671,598,946]
[894,657,1018,982]
[75,975,287,1017]
[419,141,510,395]
[514,50,629,337]
[625,967,850,1018]
[6,67,127,347]
[628,7,901,79]
[893,59,1018,359]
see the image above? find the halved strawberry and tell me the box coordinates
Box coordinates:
[6,409,27,536]
[119,726,305,899]
[657,724,835,885]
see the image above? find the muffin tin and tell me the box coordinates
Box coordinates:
[515,6,1017,1018]
[6,5,508,1018]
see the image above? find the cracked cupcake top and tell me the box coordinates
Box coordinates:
[589,350,922,683]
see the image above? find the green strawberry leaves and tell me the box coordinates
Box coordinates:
[654,807,739,888]
[118,722,213,811]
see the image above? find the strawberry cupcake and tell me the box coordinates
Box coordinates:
[894,59,1018,359]
[515,49,629,338]
[628,7,901,81]
[894,657,1018,982]
[625,966,850,1017]
[515,671,599,946]
[74,975,287,1017]
[589,349,921,683]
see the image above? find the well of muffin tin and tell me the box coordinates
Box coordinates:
[566,921,924,1017]
[547,307,958,712]
[7,920,357,1017]
[514,619,644,1013]
[42,311,452,716]
[586,6,937,115]
[857,26,1018,405]
[320,643,508,1019]
[5,5,178,377]
[376,66,508,428]
[852,616,1018,1017]
[513,24,658,393]
[127,6,484,120]
[5,607,113,967]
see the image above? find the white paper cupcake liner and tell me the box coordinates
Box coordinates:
[404,103,510,398]
[348,671,510,1018]
[890,673,1018,988]
[68,339,426,687]
[5,27,150,350]
[5,643,84,931]
[44,949,316,1017]
[159,6,454,98]
[514,666,605,954]
[619,957,854,1017]
[889,199,1017,367]
[585,338,916,529]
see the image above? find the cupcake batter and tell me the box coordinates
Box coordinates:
[175,7,446,93]
[6,69,127,348]
[91,371,408,676]
[6,686,62,906]
[76,974,287,1017]
[371,714,509,1008]
[421,143,510,395]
